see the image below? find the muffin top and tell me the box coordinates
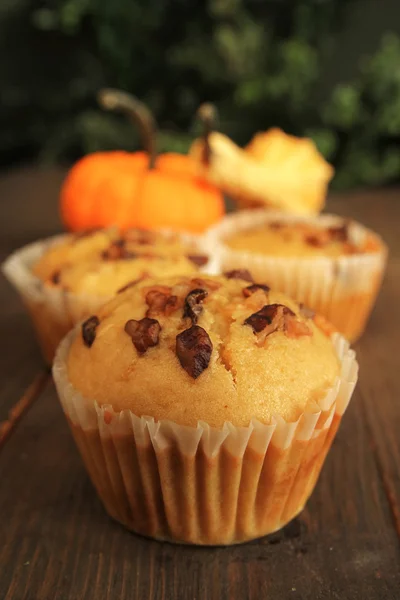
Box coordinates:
[33,228,208,295]
[32,229,116,281]
[225,220,380,258]
[67,271,340,428]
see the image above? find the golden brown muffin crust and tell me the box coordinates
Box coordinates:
[32,228,208,295]
[32,229,117,281]
[67,273,340,428]
[225,220,379,258]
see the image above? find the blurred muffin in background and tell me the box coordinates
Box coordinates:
[3,228,211,363]
[207,211,387,342]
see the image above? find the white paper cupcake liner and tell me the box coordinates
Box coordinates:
[205,210,388,342]
[2,231,214,364]
[52,325,358,545]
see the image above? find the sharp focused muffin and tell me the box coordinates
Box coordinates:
[68,273,339,426]
[53,272,358,545]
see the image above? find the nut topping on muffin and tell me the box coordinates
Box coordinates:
[145,285,180,317]
[51,270,61,284]
[304,223,351,249]
[183,288,208,324]
[328,223,348,241]
[244,304,311,341]
[124,228,154,245]
[224,269,253,282]
[268,221,283,230]
[243,283,270,297]
[244,304,291,333]
[176,325,213,379]
[187,254,209,267]
[284,317,312,338]
[124,317,161,353]
[304,234,323,247]
[102,239,136,260]
[82,315,100,347]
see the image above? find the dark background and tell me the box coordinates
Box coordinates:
[1,0,400,190]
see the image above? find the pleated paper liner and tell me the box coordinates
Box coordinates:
[2,231,213,364]
[206,210,388,342]
[53,327,358,546]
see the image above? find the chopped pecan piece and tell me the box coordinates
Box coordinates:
[146,291,169,316]
[51,270,61,285]
[124,228,155,245]
[224,269,253,282]
[342,242,358,254]
[285,318,312,338]
[268,221,284,230]
[183,288,208,324]
[328,223,348,242]
[82,315,100,348]
[176,325,213,379]
[305,234,323,247]
[164,295,180,316]
[244,304,290,333]
[305,223,349,248]
[187,254,209,267]
[244,304,311,340]
[145,286,180,317]
[102,239,136,260]
[243,283,270,298]
[124,317,161,353]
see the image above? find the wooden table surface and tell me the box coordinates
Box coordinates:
[0,166,399,600]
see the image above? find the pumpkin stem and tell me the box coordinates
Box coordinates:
[197,103,218,166]
[98,88,157,169]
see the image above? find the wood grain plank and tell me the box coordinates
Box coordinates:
[355,260,400,540]
[0,277,46,423]
[0,370,49,449]
[0,170,399,599]
[329,191,400,544]
[0,379,398,600]
[0,165,64,424]
[0,165,64,423]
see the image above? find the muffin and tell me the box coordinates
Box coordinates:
[53,272,358,545]
[207,211,387,342]
[2,228,211,363]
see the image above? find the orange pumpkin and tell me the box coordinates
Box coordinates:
[60,89,225,233]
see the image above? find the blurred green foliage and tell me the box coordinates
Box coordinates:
[1,0,400,189]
